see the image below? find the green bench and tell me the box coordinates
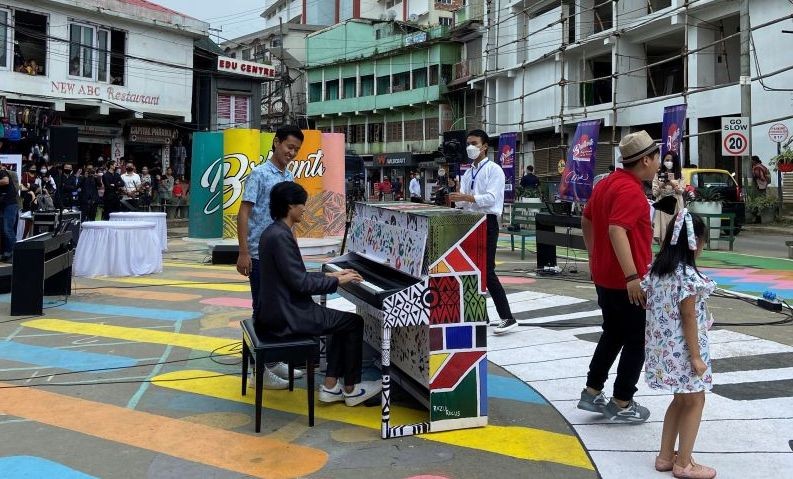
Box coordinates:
[696,212,736,251]
[501,202,543,260]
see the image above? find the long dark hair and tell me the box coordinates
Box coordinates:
[661,151,682,179]
[649,212,706,278]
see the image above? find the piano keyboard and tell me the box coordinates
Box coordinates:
[324,263,385,293]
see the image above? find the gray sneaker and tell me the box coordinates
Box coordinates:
[577,388,609,413]
[603,399,651,424]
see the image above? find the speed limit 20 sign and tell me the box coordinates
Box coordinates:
[722,116,750,156]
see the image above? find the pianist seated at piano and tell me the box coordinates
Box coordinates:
[257,181,383,406]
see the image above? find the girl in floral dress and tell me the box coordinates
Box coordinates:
[641,210,717,479]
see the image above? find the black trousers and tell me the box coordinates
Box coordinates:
[486,214,513,320]
[322,311,364,387]
[586,286,646,402]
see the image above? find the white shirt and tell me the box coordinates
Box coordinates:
[457,159,506,216]
[121,173,141,197]
[409,177,421,197]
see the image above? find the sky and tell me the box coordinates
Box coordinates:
[154,0,268,42]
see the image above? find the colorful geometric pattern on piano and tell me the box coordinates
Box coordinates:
[382,280,431,328]
[462,275,488,323]
[460,221,488,292]
[429,354,487,422]
[443,247,477,273]
[347,218,427,277]
[429,276,461,325]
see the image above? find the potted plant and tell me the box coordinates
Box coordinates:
[771,148,793,173]
[687,187,723,241]
[746,194,778,224]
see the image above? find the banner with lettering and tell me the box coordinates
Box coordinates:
[498,132,517,202]
[661,104,687,160]
[319,133,346,236]
[188,132,224,238]
[559,119,600,202]
[222,129,262,238]
[288,130,323,238]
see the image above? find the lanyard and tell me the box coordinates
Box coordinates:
[470,160,489,190]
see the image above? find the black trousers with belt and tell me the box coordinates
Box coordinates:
[486,214,513,320]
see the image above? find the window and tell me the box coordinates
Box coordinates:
[348,124,365,144]
[425,117,439,140]
[0,10,8,69]
[242,48,251,60]
[325,79,339,100]
[360,75,374,96]
[392,72,409,92]
[217,94,250,129]
[387,121,403,142]
[377,75,391,94]
[412,67,427,88]
[309,82,322,102]
[439,17,453,27]
[69,23,111,82]
[271,36,282,48]
[230,52,237,58]
[429,65,439,85]
[343,77,356,99]
[404,119,423,141]
[368,123,383,142]
[436,0,453,4]
[13,11,47,76]
[110,29,126,85]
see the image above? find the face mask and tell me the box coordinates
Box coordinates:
[40,170,47,175]
[466,145,481,160]
[664,161,673,170]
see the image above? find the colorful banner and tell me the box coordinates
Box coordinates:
[188,132,224,238]
[559,120,600,202]
[222,129,262,238]
[661,104,687,160]
[319,133,346,236]
[498,132,517,202]
[288,130,324,238]
[259,131,274,164]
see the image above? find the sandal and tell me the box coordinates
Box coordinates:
[673,458,717,479]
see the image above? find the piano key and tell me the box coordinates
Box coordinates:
[324,263,384,293]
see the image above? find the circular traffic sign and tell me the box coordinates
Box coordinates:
[769,123,789,143]
[723,132,748,155]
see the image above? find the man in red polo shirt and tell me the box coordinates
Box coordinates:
[577,130,660,424]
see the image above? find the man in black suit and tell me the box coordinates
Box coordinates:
[101,160,122,219]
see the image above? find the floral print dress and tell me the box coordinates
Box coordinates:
[641,265,716,393]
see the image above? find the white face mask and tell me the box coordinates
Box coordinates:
[466,144,481,160]
[664,161,674,170]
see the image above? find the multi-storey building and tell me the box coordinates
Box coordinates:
[261,0,460,29]
[305,19,460,198]
[478,0,793,188]
[0,0,206,167]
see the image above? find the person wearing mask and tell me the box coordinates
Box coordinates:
[0,162,19,262]
[36,167,57,195]
[120,163,141,211]
[577,130,660,424]
[449,130,516,335]
[139,166,153,210]
[236,125,306,390]
[79,166,101,222]
[61,164,80,209]
[102,160,123,219]
[409,171,422,203]
[652,152,686,243]
[157,167,175,208]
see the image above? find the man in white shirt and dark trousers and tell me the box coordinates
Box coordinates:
[409,172,422,202]
[450,130,517,334]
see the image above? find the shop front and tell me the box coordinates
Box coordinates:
[0,96,57,158]
[66,124,122,166]
[125,124,183,175]
[363,152,416,200]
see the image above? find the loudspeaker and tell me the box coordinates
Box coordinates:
[49,126,79,164]
[211,244,239,264]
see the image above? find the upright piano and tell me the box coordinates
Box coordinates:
[323,202,488,439]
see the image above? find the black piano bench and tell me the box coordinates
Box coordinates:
[240,318,318,432]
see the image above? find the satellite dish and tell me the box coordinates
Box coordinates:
[409,13,418,22]
[387,10,397,21]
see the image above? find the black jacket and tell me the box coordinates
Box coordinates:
[80,176,101,204]
[257,220,339,336]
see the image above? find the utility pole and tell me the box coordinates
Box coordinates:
[739,0,751,186]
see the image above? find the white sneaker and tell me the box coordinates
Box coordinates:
[269,362,305,380]
[250,367,289,390]
[318,380,345,403]
[343,380,382,407]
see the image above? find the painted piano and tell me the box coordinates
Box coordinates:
[322,202,489,439]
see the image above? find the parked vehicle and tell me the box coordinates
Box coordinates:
[681,168,746,235]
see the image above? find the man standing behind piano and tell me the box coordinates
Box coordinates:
[236,125,305,390]
[449,130,517,335]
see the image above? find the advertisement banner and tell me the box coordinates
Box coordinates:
[661,104,686,161]
[288,130,324,238]
[559,120,601,202]
[0,154,22,174]
[222,129,261,238]
[319,133,346,236]
[188,132,224,239]
[259,131,275,165]
[498,132,517,202]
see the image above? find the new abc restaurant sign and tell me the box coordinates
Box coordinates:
[189,129,346,239]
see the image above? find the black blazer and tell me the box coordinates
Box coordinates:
[257,220,339,337]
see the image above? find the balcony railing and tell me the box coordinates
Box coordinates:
[454,1,485,26]
[453,58,483,81]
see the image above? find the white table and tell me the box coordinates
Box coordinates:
[109,212,168,251]
[74,221,162,277]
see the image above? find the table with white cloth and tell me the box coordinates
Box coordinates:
[74,221,162,277]
[109,212,168,251]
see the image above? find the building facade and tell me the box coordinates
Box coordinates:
[305,19,460,198]
[0,0,206,167]
[476,0,793,187]
[262,0,460,29]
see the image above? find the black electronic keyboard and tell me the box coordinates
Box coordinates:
[322,252,422,308]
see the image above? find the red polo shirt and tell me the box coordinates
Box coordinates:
[582,168,652,290]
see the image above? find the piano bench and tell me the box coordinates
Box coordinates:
[240,318,318,432]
